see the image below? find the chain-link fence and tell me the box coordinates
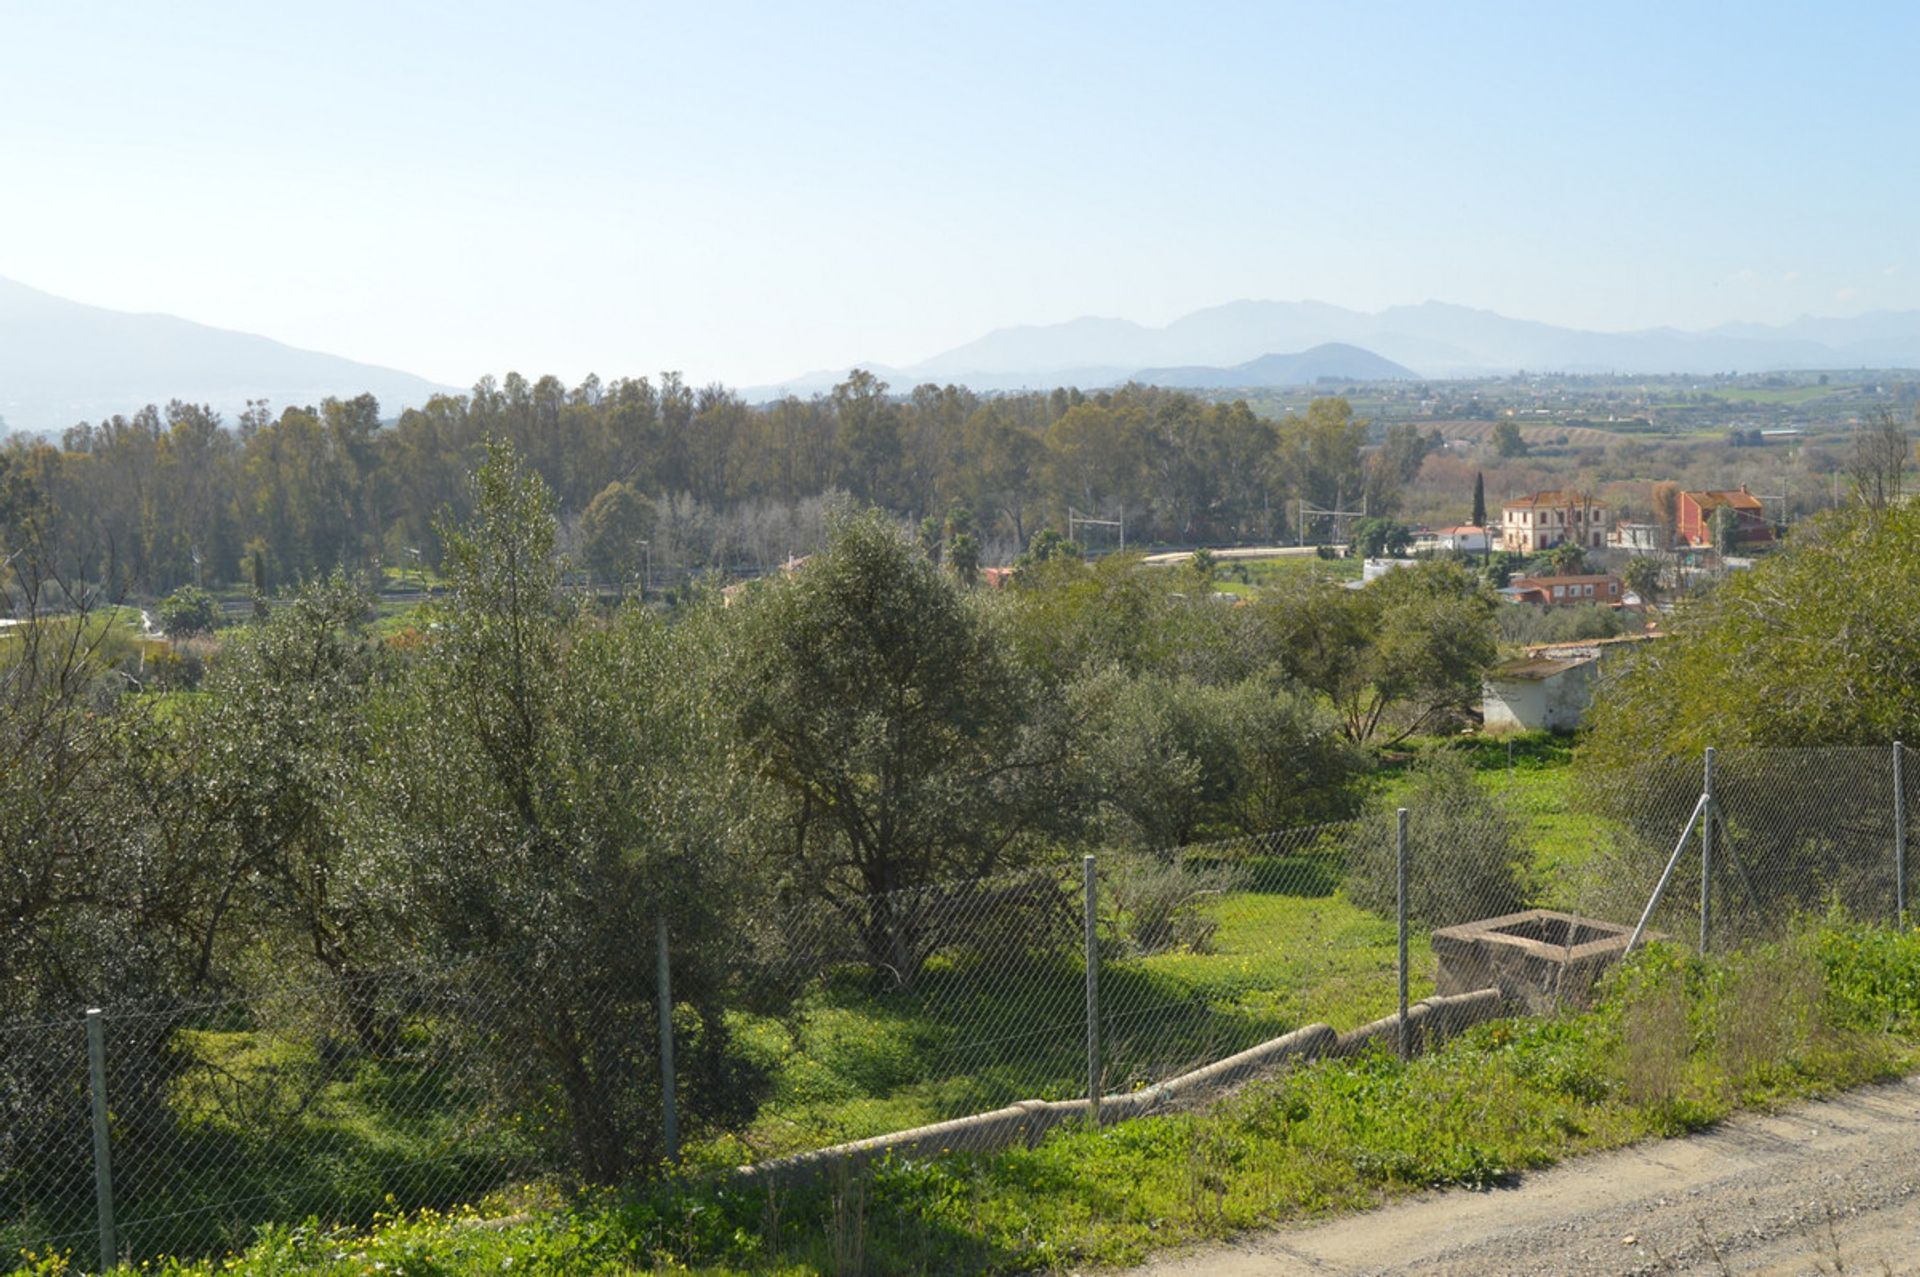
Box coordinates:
[5,744,1915,1272]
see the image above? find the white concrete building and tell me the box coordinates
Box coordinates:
[1500,491,1609,554]
[1482,652,1599,732]
[1481,635,1657,733]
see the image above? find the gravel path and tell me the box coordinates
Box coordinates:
[1128,1075,1920,1276]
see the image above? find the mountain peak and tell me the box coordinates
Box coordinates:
[0,278,454,434]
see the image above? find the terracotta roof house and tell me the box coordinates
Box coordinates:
[1675,486,1773,550]
[1499,573,1623,606]
[1411,524,1491,553]
[1499,491,1609,554]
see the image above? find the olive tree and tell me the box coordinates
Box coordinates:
[376,440,761,1181]
[1256,560,1499,747]
[731,508,1078,985]
[1075,669,1361,854]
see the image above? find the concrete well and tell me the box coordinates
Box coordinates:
[1430,909,1636,1012]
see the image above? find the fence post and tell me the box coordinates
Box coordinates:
[1897,741,1907,929]
[1083,854,1101,1128]
[86,1008,115,1273]
[1396,809,1410,1062]
[1700,746,1715,955]
[655,915,678,1166]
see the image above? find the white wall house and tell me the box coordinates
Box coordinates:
[1481,635,1658,732]
[1607,521,1662,552]
[1500,491,1609,554]
[1482,653,1600,732]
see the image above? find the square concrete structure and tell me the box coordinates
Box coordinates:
[1431,909,1637,1011]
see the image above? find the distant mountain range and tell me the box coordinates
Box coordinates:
[748,299,1920,398]
[1134,343,1418,389]
[7,278,1920,437]
[0,276,453,435]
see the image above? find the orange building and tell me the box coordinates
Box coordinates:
[1675,486,1773,550]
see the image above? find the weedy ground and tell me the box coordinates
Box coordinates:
[28,922,1916,1277]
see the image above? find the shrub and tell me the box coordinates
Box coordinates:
[158,586,218,638]
[1106,857,1244,955]
[1346,750,1529,926]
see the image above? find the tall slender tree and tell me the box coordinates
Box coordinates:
[1471,471,1487,527]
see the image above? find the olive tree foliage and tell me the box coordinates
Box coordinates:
[731,509,1079,986]
[168,574,389,998]
[0,614,181,1018]
[1074,669,1361,854]
[157,585,218,637]
[1255,560,1499,747]
[0,577,220,1218]
[1583,500,1920,762]
[372,440,762,1181]
[1346,750,1528,927]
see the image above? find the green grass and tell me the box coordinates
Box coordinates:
[1373,733,1617,900]
[91,924,1920,1276]
[725,886,1418,1161]
[1707,384,1847,405]
[11,737,1707,1273]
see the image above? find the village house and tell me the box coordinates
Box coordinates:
[1482,634,1659,733]
[1411,524,1491,554]
[1498,491,1609,554]
[1675,486,1774,550]
[1500,572,1623,606]
[1606,520,1663,552]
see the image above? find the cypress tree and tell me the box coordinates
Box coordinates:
[1471,471,1487,526]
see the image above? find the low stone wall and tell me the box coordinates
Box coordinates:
[741,987,1506,1181]
[1330,987,1508,1057]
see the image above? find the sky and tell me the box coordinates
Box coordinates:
[3,0,1918,388]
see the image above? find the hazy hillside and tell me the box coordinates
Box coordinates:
[1133,343,1418,388]
[750,299,1920,398]
[0,277,453,434]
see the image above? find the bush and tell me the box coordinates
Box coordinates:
[1496,601,1629,646]
[1106,857,1244,955]
[1076,671,1362,854]
[158,586,218,638]
[1346,750,1529,926]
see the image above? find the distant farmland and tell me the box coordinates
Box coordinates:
[1425,419,1637,448]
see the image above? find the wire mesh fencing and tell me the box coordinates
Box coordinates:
[4,744,1917,1272]
[0,954,665,1271]
[720,860,1089,1162]
[1093,822,1381,1098]
[0,1013,99,1265]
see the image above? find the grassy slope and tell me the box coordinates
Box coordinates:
[81,925,1920,1277]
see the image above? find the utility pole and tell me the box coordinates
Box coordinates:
[1299,500,1370,550]
[1067,508,1124,557]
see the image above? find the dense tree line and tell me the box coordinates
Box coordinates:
[1,442,1494,1200]
[0,373,1435,599]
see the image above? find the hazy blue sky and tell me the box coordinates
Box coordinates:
[3,1,1916,387]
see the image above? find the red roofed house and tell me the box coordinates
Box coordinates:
[1499,491,1609,554]
[1675,486,1773,550]
[1500,573,1624,607]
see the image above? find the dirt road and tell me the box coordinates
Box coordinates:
[1129,1075,1920,1276]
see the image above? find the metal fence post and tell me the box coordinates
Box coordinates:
[86,1008,115,1272]
[1396,809,1410,1062]
[1897,741,1907,929]
[655,915,678,1166]
[1083,854,1101,1128]
[1700,746,1715,954]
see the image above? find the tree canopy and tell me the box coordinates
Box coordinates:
[1583,500,1920,761]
